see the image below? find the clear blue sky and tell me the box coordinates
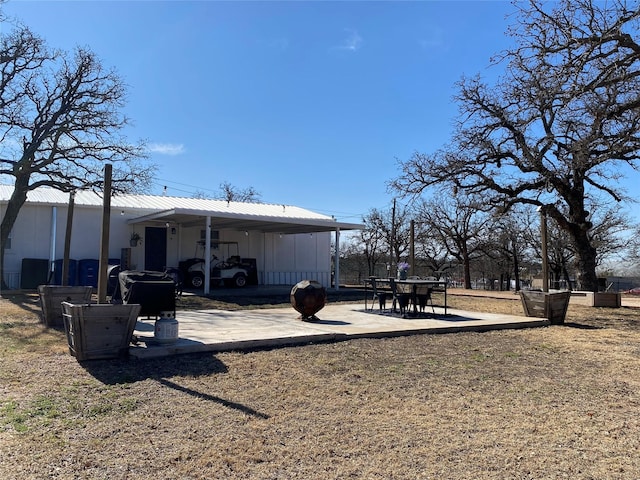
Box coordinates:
[1,1,548,222]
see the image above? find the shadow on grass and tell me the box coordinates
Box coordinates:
[562,322,603,330]
[80,353,270,419]
[80,352,228,385]
[2,293,43,317]
[158,378,269,419]
[0,295,67,352]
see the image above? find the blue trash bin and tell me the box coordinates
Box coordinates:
[54,259,77,285]
[77,259,99,288]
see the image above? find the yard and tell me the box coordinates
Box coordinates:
[1,292,640,479]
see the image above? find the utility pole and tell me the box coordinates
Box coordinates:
[539,207,549,293]
[97,164,112,303]
[61,191,75,286]
[410,219,415,273]
[390,199,396,276]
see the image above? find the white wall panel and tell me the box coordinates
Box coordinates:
[3,201,336,289]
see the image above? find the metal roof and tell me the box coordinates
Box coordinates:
[0,185,363,234]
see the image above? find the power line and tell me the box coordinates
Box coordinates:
[153,178,366,222]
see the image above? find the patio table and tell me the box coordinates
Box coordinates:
[394,278,448,316]
[364,277,448,316]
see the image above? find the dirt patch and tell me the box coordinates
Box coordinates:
[2,292,640,479]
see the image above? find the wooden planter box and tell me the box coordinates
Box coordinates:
[61,302,141,361]
[38,285,93,327]
[592,292,622,308]
[520,290,571,325]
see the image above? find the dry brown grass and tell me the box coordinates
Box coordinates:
[2,291,640,479]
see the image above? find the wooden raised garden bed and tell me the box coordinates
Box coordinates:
[520,290,571,325]
[38,285,93,327]
[61,302,141,361]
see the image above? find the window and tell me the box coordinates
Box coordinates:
[200,229,220,249]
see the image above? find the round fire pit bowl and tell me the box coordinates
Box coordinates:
[290,280,327,321]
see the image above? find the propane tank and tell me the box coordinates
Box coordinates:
[154,311,179,344]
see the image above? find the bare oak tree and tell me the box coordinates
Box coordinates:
[414,191,492,289]
[356,209,387,277]
[391,0,640,292]
[192,182,262,203]
[359,204,412,276]
[481,208,534,292]
[217,181,261,203]
[412,227,453,279]
[1,25,152,287]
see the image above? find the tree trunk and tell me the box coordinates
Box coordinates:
[462,247,472,289]
[513,246,521,291]
[550,267,561,290]
[366,254,374,277]
[573,234,598,292]
[1,176,30,290]
[562,264,572,291]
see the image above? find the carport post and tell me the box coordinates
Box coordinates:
[205,216,211,295]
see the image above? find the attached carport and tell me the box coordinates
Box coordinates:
[127,206,363,294]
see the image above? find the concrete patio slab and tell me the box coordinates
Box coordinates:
[129,303,549,359]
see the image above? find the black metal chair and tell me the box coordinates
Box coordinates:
[415,283,435,313]
[390,279,412,317]
[367,277,390,312]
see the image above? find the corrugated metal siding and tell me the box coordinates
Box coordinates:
[0,185,333,221]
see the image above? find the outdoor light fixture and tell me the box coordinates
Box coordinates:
[244,231,249,236]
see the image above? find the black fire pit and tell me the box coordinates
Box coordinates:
[290,280,327,321]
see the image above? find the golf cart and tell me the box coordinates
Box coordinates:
[179,241,255,289]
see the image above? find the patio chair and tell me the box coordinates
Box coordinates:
[415,283,435,313]
[390,279,412,316]
[367,278,389,312]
